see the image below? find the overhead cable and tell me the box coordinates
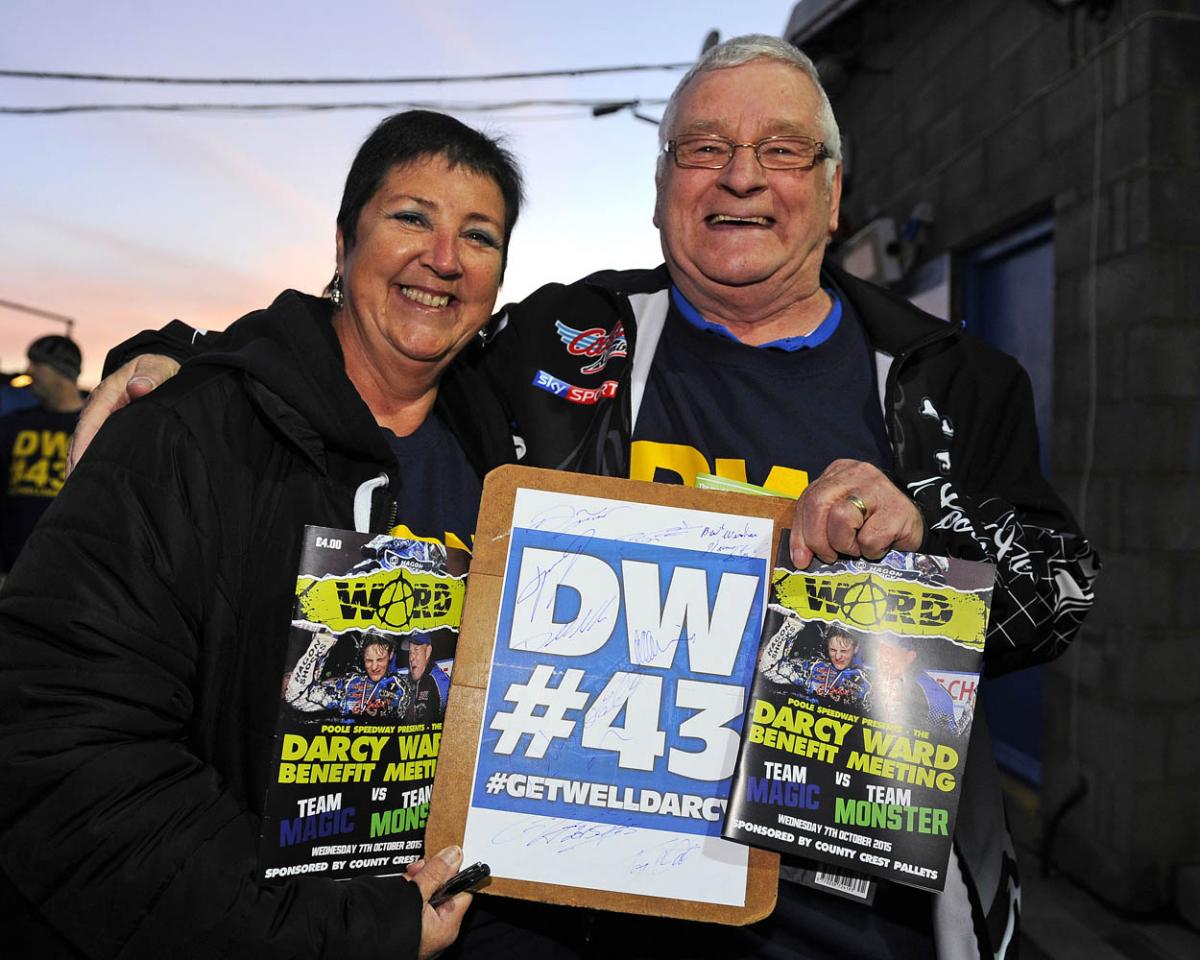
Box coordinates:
[0,63,691,86]
[0,97,666,116]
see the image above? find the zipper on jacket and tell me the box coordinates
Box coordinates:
[882,323,959,448]
[551,294,639,478]
[352,472,395,534]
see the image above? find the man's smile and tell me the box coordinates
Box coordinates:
[706,213,774,227]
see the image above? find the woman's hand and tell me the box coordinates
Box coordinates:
[407,845,473,960]
[68,354,180,473]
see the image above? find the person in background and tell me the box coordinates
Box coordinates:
[0,335,85,573]
[402,635,450,723]
[872,633,958,735]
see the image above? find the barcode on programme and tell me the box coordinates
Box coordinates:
[813,866,872,899]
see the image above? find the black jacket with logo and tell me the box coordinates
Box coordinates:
[480,264,1098,959]
[0,291,513,959]
[485,264,1098,680]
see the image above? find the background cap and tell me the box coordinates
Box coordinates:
[27,335,82,380]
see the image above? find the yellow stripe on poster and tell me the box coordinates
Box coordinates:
[772,570,988,650]
[295,568,465,634]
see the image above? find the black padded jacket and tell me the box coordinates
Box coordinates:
[0,290,513,959]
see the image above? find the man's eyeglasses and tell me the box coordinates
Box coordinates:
[665,134,830,171]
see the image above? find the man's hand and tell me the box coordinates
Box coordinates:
[68,354,180,474]
[407,845,473,960]
[790,459,924,567]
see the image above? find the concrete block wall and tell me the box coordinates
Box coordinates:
[794,0,1200,919]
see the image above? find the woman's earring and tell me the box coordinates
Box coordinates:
[330,273,344,308]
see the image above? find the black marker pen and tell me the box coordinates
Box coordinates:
[429,861,491,907]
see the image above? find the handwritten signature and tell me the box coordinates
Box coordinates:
[628,836,702,875]
[628,519,762,557]
[628,626,685,666]
[491,817,638,853]
[514,593,618,653]
[581,670,656,732]
[530,503,630,534]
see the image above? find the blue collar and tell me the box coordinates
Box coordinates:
[669,285,842,351]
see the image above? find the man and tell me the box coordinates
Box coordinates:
[477,39,1097,958]
[0,335,85,572]
[345,537,453,723]
[872,633,958,735]
[760,615,873,710]
[402,636,451,723]
[285,630,410,718]
[74,35,1096,960]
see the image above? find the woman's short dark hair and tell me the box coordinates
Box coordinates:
[336,110,524,274]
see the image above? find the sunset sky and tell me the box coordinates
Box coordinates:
[1,1,793,385]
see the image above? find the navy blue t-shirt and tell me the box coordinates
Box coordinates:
[627,290,935,959]
[382,412,481,552]
[0,405,78,571]
[630,288,892,497]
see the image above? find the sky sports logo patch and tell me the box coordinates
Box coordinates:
[533,370,619,405]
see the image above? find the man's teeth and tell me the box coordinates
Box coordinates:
[709,214,771,225]
[401,287,450,307]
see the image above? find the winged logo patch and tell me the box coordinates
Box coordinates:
[554,319,628,374]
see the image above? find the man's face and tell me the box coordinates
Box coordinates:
[655,60,841,315]
[25,361,58,402]
[408,642,432,680]
[363,643,391,682]
[875,642,917,679]
[827,634,856,671]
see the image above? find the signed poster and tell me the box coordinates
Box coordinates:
[425,466,786,924]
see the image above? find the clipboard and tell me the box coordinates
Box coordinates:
[425,465,792,925]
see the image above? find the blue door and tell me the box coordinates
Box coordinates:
[962,217,1055,784]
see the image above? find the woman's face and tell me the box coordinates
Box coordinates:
[337,154,506,375]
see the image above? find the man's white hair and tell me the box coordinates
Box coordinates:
[657,34,842,185]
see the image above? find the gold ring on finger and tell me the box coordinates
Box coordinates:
[846,494,869,523]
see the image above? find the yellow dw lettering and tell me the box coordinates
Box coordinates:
[630,440,809,496]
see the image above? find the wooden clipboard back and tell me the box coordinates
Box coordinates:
[426,465,793,925]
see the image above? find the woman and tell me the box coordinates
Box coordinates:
[0,111,522,959]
